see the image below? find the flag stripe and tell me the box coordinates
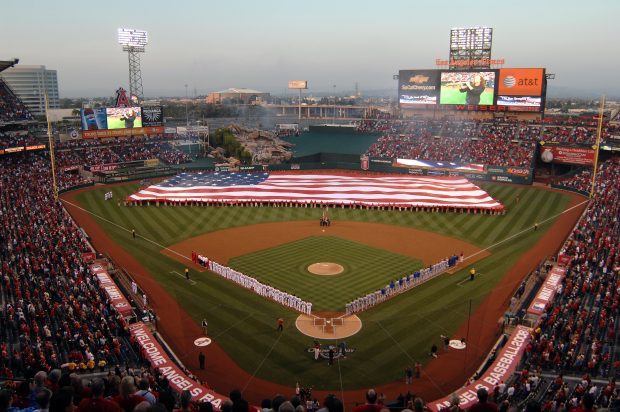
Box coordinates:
[129,172,504,209]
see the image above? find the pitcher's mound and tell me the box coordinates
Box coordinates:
[295,313,362,339]
[307,262,344,276]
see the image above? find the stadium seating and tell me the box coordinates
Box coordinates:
[0,79,33,123]
[0,153,139,381]
[55,139,191,168]
[358,119,619,167]
[523,158,620,381]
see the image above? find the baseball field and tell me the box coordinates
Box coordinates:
[62,180,585,399]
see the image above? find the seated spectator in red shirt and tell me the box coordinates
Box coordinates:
[353,389,389,412]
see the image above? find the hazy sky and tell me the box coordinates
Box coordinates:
[3,0,618,98]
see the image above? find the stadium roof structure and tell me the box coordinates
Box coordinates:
[213,88,266,94]
[0,59,20,74]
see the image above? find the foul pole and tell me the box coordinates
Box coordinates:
[45,92,59,200]
[590,95,605,198]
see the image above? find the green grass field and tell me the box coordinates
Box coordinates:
[71,182,574,389]
[229,236,423,312]
[439,86,494,105]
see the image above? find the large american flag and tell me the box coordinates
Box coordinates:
[129,172,503,209]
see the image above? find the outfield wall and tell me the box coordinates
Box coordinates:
[206,157,534,185]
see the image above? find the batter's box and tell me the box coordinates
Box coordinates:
[331,318,343,326]
[313,318,326,326]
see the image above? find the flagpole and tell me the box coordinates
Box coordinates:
[45,92,59,200]
[590,95,605,199]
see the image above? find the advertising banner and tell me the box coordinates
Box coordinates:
[82,126,164,139]
[129,323,226,407]
[89,263,133,317]
[540,146,595,166]
[141,106,164,127]
[496,96,542,108]
[497,68,544,96]
[288,80,308,89]
[439,71,497,106]
[429,326,530,412]
[527,265,566,316]
[399,70,441,106]
[88,164,119,173]
[81,108,108,131]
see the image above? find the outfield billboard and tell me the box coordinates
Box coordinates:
[540,146,596,165]
[141,106,164,127]
[80,107,108,130]
[398,68,545,112]
[399,70,441,106]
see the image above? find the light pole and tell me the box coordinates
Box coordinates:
[184,84,189,128]
[332,84,336,124]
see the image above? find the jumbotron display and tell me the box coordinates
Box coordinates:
[79,106,163,138]
[399,68,545,112]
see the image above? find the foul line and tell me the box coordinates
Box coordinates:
[457,273,481,287]
[213,313,254,340]
[375,319,444,395]
[464,199,589,262]
[170,271,197,285]
[241,331,284,393]
[61,199,191,261]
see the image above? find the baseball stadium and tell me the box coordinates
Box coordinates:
[0,28,619,412]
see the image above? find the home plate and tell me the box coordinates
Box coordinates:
[194,337,212,347]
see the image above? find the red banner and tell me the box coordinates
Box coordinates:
[129,323,226,408]
[428,325,530,412]
[89,263,133,317]
[527,265,566,316]
[81,252,96,263]
[557,254,571,266]
[542,146,595,166]
[82,126,164,139]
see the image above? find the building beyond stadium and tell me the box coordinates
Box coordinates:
[207,87,270,104]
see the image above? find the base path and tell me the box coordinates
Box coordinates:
[163,220,487,268]
[61,186,586,411]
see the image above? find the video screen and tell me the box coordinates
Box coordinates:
[106,107,143,129]
[399,70,441,106]
[80,108,108,130]
[439,71,496,105]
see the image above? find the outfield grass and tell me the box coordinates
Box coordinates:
[71,183,573,389]
[229,236,423,312]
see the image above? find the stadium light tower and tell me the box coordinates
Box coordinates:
[118,28,148,103]
[449,27,493,69]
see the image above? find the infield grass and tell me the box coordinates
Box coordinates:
[229,236,424,312]
[69,182,579,389]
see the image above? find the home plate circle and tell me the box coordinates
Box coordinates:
[449,340,466,350]
[194,337,212,347]
[307,262,344,276]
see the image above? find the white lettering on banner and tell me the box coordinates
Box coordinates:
[528,266,566,315]
[429,326,530,412]
[129,323,225,408]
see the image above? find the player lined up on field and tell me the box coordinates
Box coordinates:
[345,254,462,314]
[193,253,312,315]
